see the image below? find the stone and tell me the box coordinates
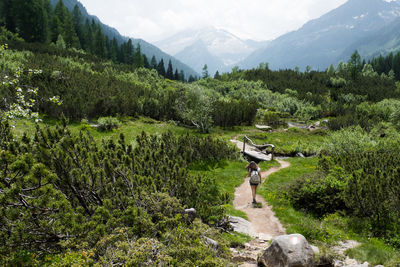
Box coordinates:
[184,208,196,222]
[310,245,320,255]
[296,152,305,158]
[257,234,315,267]
[204,237,218,249]
[229,216,256,237]
[255,124,273,131]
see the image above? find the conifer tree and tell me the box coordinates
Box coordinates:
[72,4,84,47]
[166,60,174,79]
[202,64,209,79]
[109,37,119,63]
[1,0,16,32]
[143,54,150,68]
[188,75,195,82]
[179,70,185,82]
[150,55,157,69]
[82,18,94,52]
[125,39,134,64]
[133,43,144,67]
[50,15,63,43]
[214,71,221,79]
[63,11,80,48]
[94,26,106,57]
[13,0,48,42]
[174,69,179,80]
[157,59,166,76]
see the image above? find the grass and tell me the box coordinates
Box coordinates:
[244,127,328,156]
[258,157,400,266]
[346,239,400,266]
[190,159,280,220]
[221,232,252,248]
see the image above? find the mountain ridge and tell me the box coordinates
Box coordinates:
[240,0,400,70]
[50,0,199,77]
[155,26,269,74]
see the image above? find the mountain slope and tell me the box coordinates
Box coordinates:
[50,0,198,77]
[174,40,225,75]
[341,16,400,59]
[156,27,269,73]
[240,0,400,70]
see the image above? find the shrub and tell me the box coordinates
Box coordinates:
[286,168,348,217]
[97,116,121,131]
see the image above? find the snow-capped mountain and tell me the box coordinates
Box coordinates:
[155,27,269,74]
[240,0,400,70]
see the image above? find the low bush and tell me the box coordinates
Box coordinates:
[286,168,348,217]
[97,116,121,131]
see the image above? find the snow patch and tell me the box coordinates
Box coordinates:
[353,13,368,20]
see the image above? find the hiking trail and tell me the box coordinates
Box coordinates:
[229,137,290,266]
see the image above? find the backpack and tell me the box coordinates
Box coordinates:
[249,169,261,185]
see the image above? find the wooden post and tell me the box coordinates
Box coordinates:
[243,136,246,155]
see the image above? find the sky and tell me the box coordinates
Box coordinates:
[78,0,348,42]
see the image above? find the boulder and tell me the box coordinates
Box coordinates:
[184,208,196,222]
[204,237,218,249]
[258,234,315,267]
[296,152,305,158]
[255,124,273,131]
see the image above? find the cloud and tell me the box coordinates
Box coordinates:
[78,0,347,42]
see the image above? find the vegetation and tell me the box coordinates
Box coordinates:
[2,4,400,264]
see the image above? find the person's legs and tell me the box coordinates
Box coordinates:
[251,185,257,203]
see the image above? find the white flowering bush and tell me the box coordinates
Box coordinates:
[0,44,61,122]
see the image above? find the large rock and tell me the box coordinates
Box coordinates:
[258,234,315,267]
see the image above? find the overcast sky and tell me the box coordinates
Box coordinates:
[78,0,348,42]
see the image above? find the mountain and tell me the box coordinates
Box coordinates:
[341,16,400,59]
[155,27,269,74]
[49,0,198,77]
[174,40,225,76]
[240,0,400,70]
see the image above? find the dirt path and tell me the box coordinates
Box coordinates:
[230,147,290,265]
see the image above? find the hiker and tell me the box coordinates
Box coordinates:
[246,161,261,204]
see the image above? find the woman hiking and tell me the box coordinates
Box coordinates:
[246,161,261,204]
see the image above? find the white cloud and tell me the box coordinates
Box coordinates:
[78,0,348,42]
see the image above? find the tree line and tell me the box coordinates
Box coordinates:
[0,0,191,81]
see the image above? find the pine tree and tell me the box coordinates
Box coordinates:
[214,71,221,79]
[143,54,150,69]
[63,11,80,48]
[179,70,185,82]
[1,0,16,32]
[94,26,106,57]
[157,59,166,76]
[109,37,119,63]
[202,64,209,79]
[174,69,179,80]
[72,4,84,47]
[188,75,195,82]
[150,55,157,69]
[166,60,174,79]
[50,15,62,43]
[56,34,66,49]
[133,43,144,68]
[13,0,48,42]
[125,39,134,64]
[82,18,94,52]
[54,0,67,24]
